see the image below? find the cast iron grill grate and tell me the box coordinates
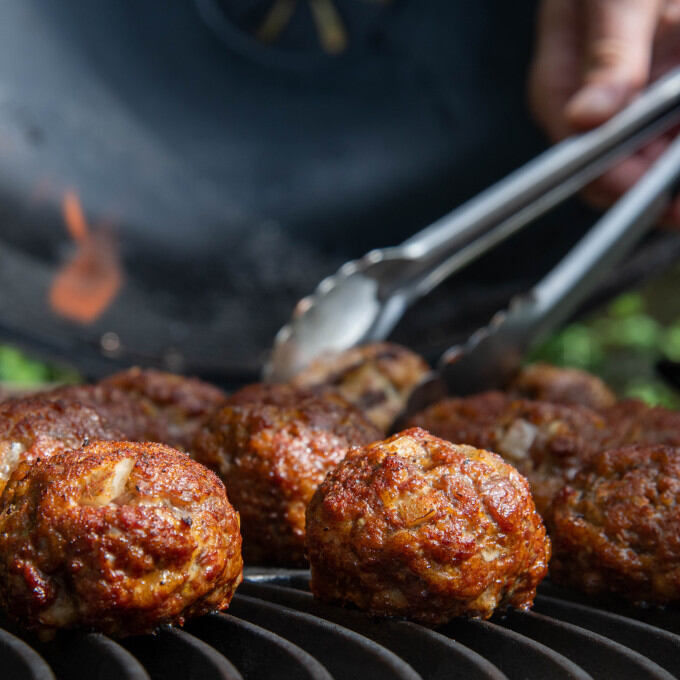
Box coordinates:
[3,569,680,680]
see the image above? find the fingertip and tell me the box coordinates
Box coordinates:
[579,156,651,211]
[595,157,649,196]
[565,83,631,129]
[639,137,670,163]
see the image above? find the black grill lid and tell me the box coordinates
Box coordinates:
[0,0,591,381]
[2,0,680,382]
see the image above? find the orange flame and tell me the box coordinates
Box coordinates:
[49,191,123,324]
[62,190,89,243]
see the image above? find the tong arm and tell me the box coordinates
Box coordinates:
[438,132,680,395]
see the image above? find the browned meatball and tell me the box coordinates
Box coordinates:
[509,363,616,410]
[0,441,243,637]
[225,381,320,408]
[306,427,550,624]
[193,383,381,566]
[100,368,228,449]
[291,342,431,433]
[601,399,680,448]
[0,397,122,496]
[51,368,227,450]
[406,391,510,450]
[408,392,608,514]
[47,383,148,443]
[547,445,680,604]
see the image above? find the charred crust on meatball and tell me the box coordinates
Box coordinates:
[193,383,381,567]
[509,363,616,410]
[407,392,608,514]
[0,397,123,496]
[47,384,148,443]
[546,444,680,605]
[601,399,680,448]
[305,427,550,624]
[51,368,227,451]
[0,441,243,637]
[100,367,226,419]
[291,342,431,433]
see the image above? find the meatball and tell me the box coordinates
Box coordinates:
[0,397,122,496]
[99,368,227,450]
[407,392,608,514]
[406,391,510,451]
[47,384,148,444]
[601,399,680,448]
[547,445,680,604]
[193,383,381,566]
[291,342,431,433]
[509,363,616,410]
[225,381,319,408]
[52,368,227,450]
[0,441,243,637]
[306,428,550,624]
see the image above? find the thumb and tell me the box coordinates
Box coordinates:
[566,0,661,128]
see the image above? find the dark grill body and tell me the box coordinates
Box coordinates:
[3,569,680,680]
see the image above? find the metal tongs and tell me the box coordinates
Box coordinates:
[264,67,680,397]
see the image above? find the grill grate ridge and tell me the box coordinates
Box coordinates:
[121,626,243,680]
[238,580,506,680]
[440,617,592,680]
[534,595,680,677]
[501,609,675,680]
[0,628,55,680]
[186,612,333,680]
[229,593,422,680]
[3,570,680,680]
[39,633,150,680]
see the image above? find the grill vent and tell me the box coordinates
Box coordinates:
[3,569,680,680]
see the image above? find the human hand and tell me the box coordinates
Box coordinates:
[529,0,680,224]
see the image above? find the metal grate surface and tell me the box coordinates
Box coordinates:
[3,569,680,680]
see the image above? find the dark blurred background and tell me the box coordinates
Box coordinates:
[0,0,678,400]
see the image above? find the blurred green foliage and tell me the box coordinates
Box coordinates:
[531,278,680,408]
[0,345,79,386]
[1,263,679,406]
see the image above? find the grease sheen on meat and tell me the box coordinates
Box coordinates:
[306,428,550,624]
[0,441,243,637]
[547,445,680,604]
[52,368,227,450]
[407,392,608,514]
[192,383,381,566]
[291,342,430,433]
[509,363,616,410]
[48,384,147,443]
[0,397,122,496]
